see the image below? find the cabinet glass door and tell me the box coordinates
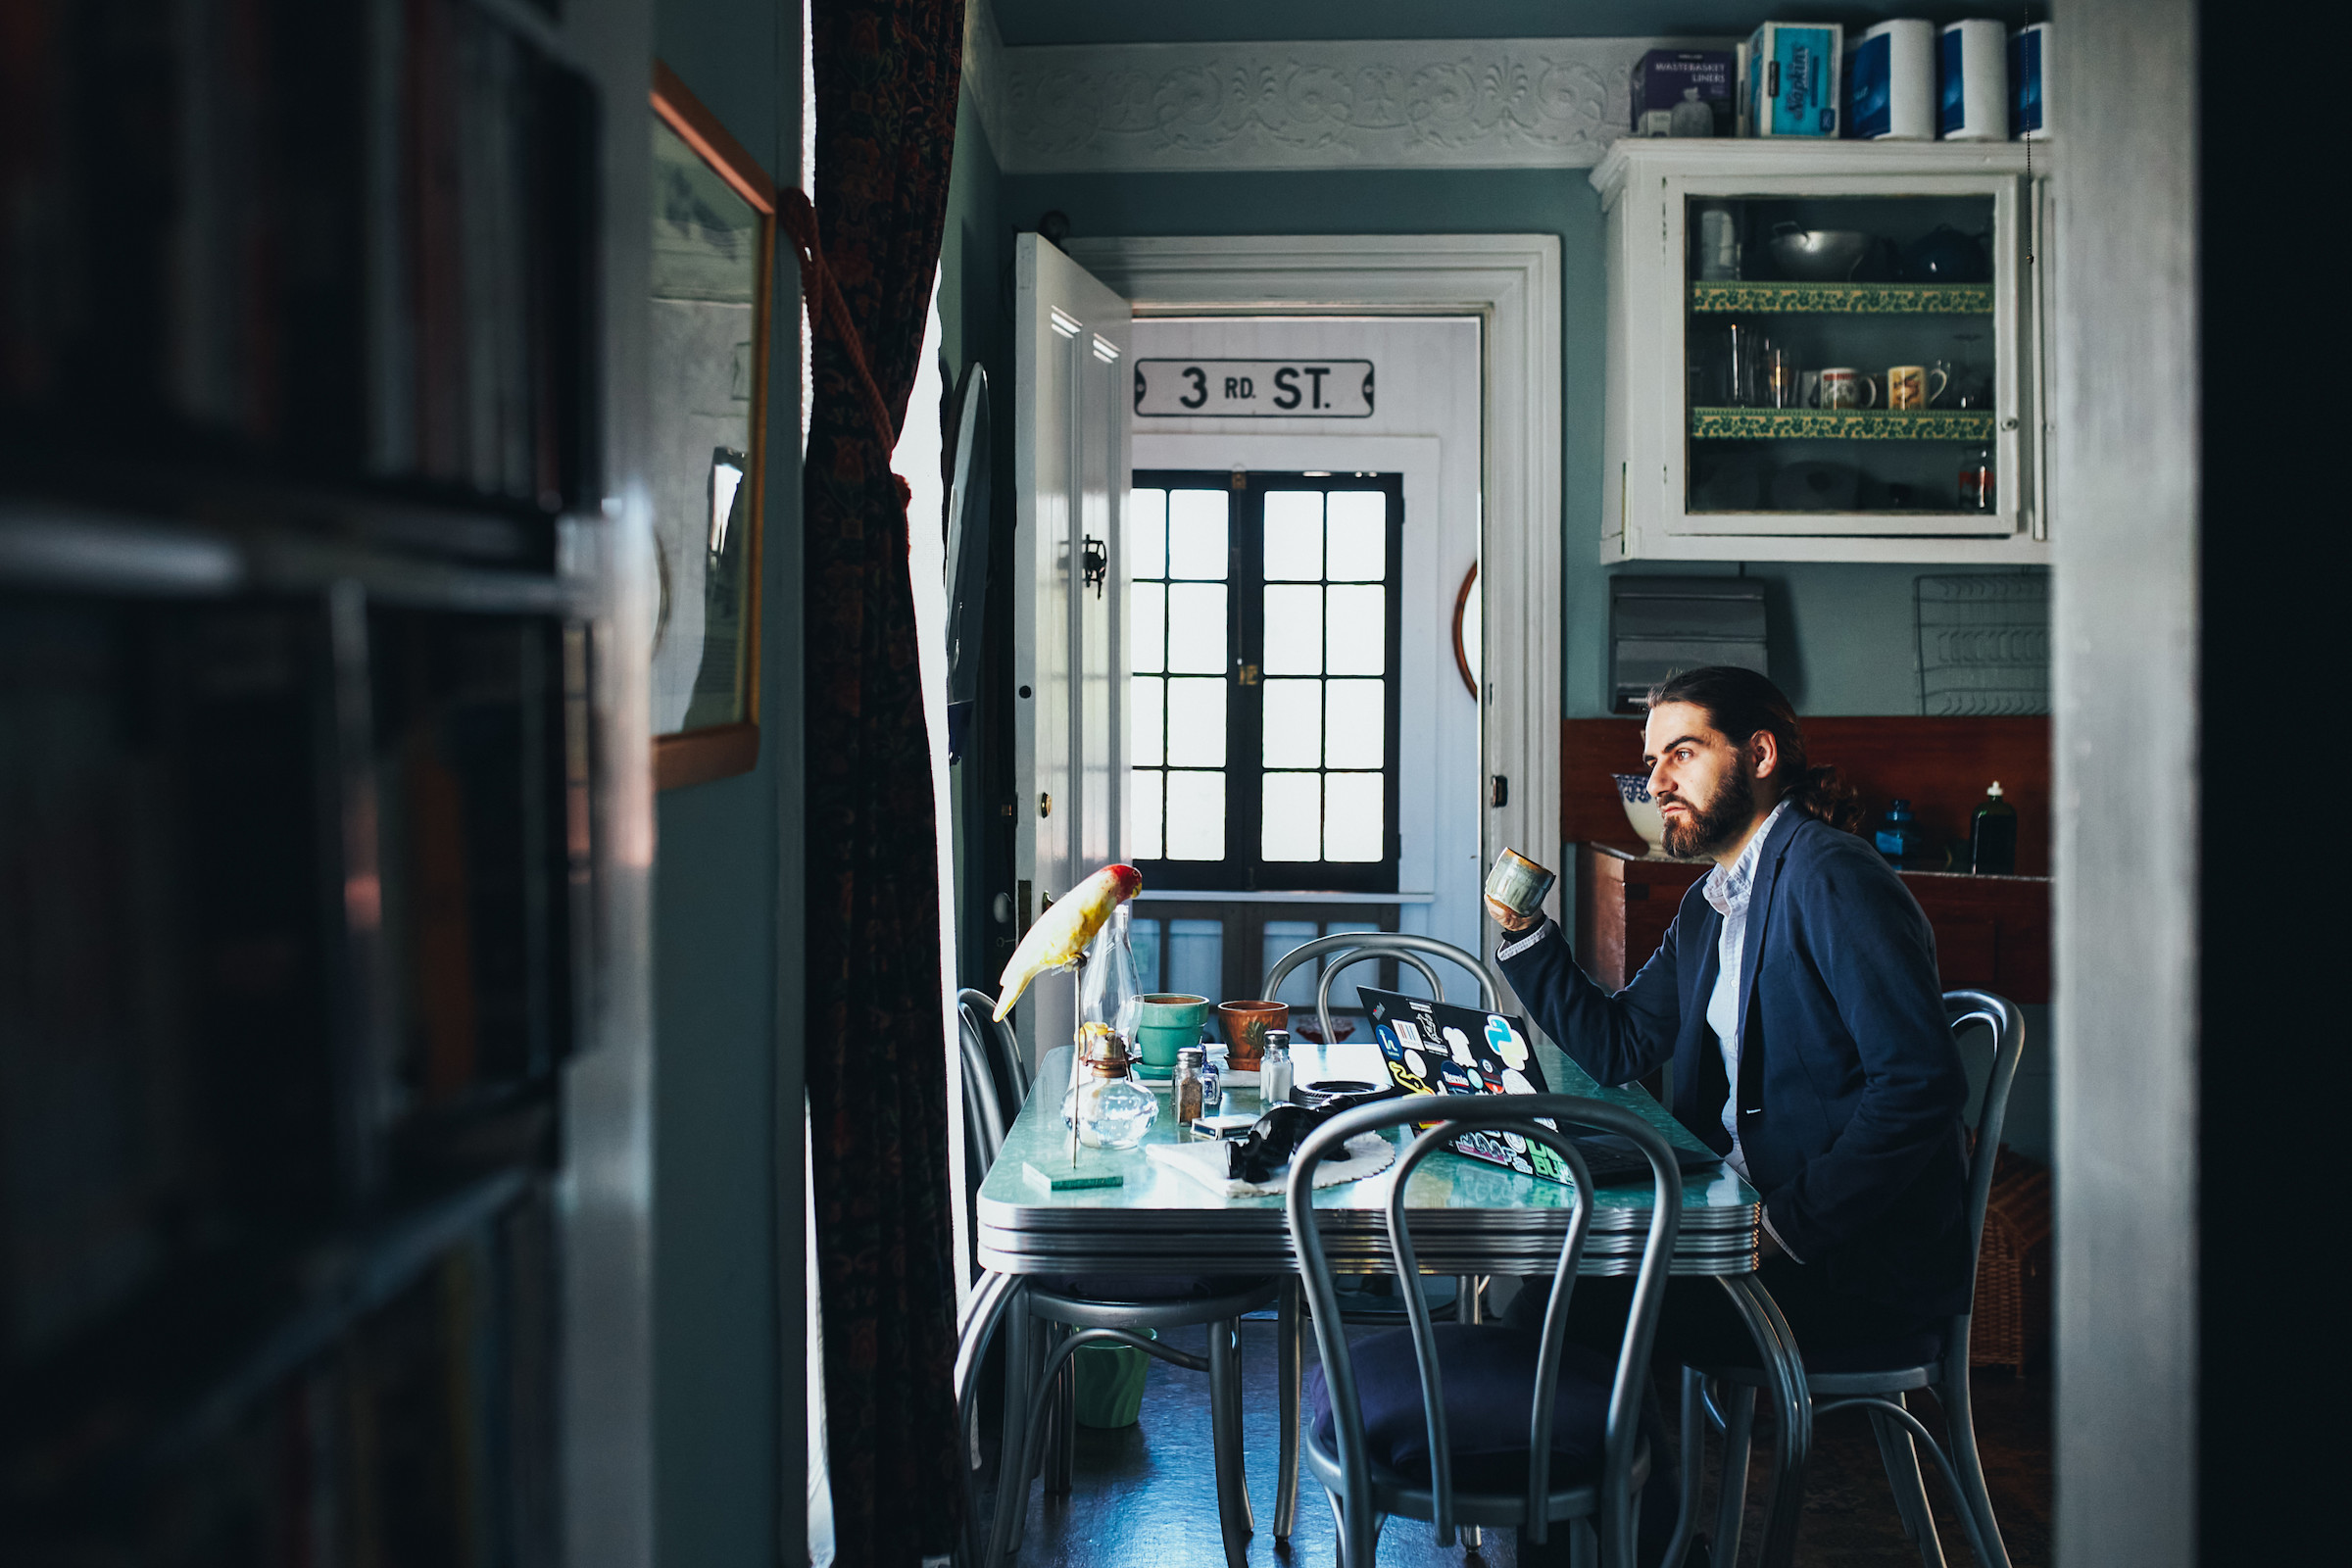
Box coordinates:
[1683,193,2005,526]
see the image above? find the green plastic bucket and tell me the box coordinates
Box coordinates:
[1072,1328,1156,1429]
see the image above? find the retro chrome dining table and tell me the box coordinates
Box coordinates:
[958,1038,1814,1568]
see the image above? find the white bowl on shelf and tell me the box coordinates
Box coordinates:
[1610,773,1670,857]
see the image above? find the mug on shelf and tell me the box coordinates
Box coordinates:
[1814,368,1880,410]
[1886,365,1948,410]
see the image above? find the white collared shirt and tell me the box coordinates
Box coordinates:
[1701,798,1801,1258]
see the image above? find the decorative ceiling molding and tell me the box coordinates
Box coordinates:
[966,26,1735,173]
[961,0,1004,157]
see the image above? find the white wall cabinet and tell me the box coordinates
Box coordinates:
[1592,139,2054,564]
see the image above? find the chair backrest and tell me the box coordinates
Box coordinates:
[956,989,1021,1174]
[960,985,1029,1102]
[1943,989,2027,1308]
[1286,1094,1684,1561]
[1263,932,1504,1048]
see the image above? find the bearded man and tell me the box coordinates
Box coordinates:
[1492,666,1972,1560]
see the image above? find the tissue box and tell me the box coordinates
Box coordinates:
[1743,22,1843,137]
[1635,49,1736,137]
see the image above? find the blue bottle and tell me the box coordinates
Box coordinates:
[1874,799,1925,866]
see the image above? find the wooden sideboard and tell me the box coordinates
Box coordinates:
[1564,713,2053,1004]
[1577,845,2050,1003]
[1563,715,2052,876]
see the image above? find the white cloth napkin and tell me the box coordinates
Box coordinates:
[1147,1131,1396,1199]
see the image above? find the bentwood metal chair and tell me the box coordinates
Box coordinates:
[1675,989,2025,1568]
[1262,931,1505,1054]
[1265,929,1517,1546]
[1288,1094,1684,1568]
[952,1007,1293,1568]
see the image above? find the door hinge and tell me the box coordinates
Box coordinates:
[1491,774,1510,808]
[1039,792,1053,817]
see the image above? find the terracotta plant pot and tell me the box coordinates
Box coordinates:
[1216,1000,1288,1069]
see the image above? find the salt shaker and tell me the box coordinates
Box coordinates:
[1260,1030,1295,1106]
[1173,1047,1205,1129]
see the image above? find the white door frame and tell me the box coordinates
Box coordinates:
[1064,235,1566,969]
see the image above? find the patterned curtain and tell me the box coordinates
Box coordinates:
[801,0,965,1562]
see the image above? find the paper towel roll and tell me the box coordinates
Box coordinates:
[1938,19,2010,142]
[1850,19,1936,141]
[2011,22,2052,140]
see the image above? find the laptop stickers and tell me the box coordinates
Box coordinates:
[1359,988,1572,1184]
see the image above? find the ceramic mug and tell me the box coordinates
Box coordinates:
[1886,365,1949,411]
[1814,368,1880,410]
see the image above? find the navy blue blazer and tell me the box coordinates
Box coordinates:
[1498,808,1973,1326]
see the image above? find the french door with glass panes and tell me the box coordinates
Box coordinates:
[1128,470,1404,893]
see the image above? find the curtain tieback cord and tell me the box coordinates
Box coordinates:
[780,188,912,506]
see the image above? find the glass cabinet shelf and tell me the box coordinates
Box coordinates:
[1689,280,1993,316]
[1690,408,1997,442]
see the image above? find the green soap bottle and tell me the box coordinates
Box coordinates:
[1970,781,2018,875]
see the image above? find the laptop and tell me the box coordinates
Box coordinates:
[1358,988,1722,1187]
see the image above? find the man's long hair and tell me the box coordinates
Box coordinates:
[1645,665,1866,833]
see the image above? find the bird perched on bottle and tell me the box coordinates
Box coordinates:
[992,863,1144,1021]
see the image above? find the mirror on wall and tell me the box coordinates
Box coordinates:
[649,67,775,789]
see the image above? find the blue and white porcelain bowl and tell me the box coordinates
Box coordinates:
[1610,773,1670,856]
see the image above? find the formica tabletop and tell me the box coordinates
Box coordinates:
[975,1038,1759,1279]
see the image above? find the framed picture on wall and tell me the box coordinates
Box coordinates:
[649,63,775,789]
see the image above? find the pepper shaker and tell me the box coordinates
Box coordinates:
[1173,1047,1205,1129]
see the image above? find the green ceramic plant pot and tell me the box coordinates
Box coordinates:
[1135,994,1209,1073]
[1074,1327,1157,1428]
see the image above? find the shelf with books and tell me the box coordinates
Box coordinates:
[3,0,600,534]
[4,1171,554,1561]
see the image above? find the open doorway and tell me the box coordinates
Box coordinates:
[1127,315,1486,1029]
[995,235,1561,1066]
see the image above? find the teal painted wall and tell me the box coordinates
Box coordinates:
[650,3,803,1562]
[995,167,2046,719]
[988,158,2053,1162]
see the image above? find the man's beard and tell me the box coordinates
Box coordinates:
[1659,761,1755,858]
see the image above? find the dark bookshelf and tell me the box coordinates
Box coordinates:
[1,2,610,1560]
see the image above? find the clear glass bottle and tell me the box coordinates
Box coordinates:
[1958,445,1995,511]
[1260,1031,1295,1106]
[1061,905,1155,1149]
[1078,903,1142,1046]
[1200,1048,1223,1113]
[1072,1032,1158,1149]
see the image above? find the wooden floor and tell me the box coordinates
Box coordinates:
[979,1315,2050,1567]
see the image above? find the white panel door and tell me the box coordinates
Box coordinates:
[1012,234,1132,1060]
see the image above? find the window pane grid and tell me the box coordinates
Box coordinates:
[1131,472,1397,890]
[1129,486,1229,862]
[1257,486,1390,866]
